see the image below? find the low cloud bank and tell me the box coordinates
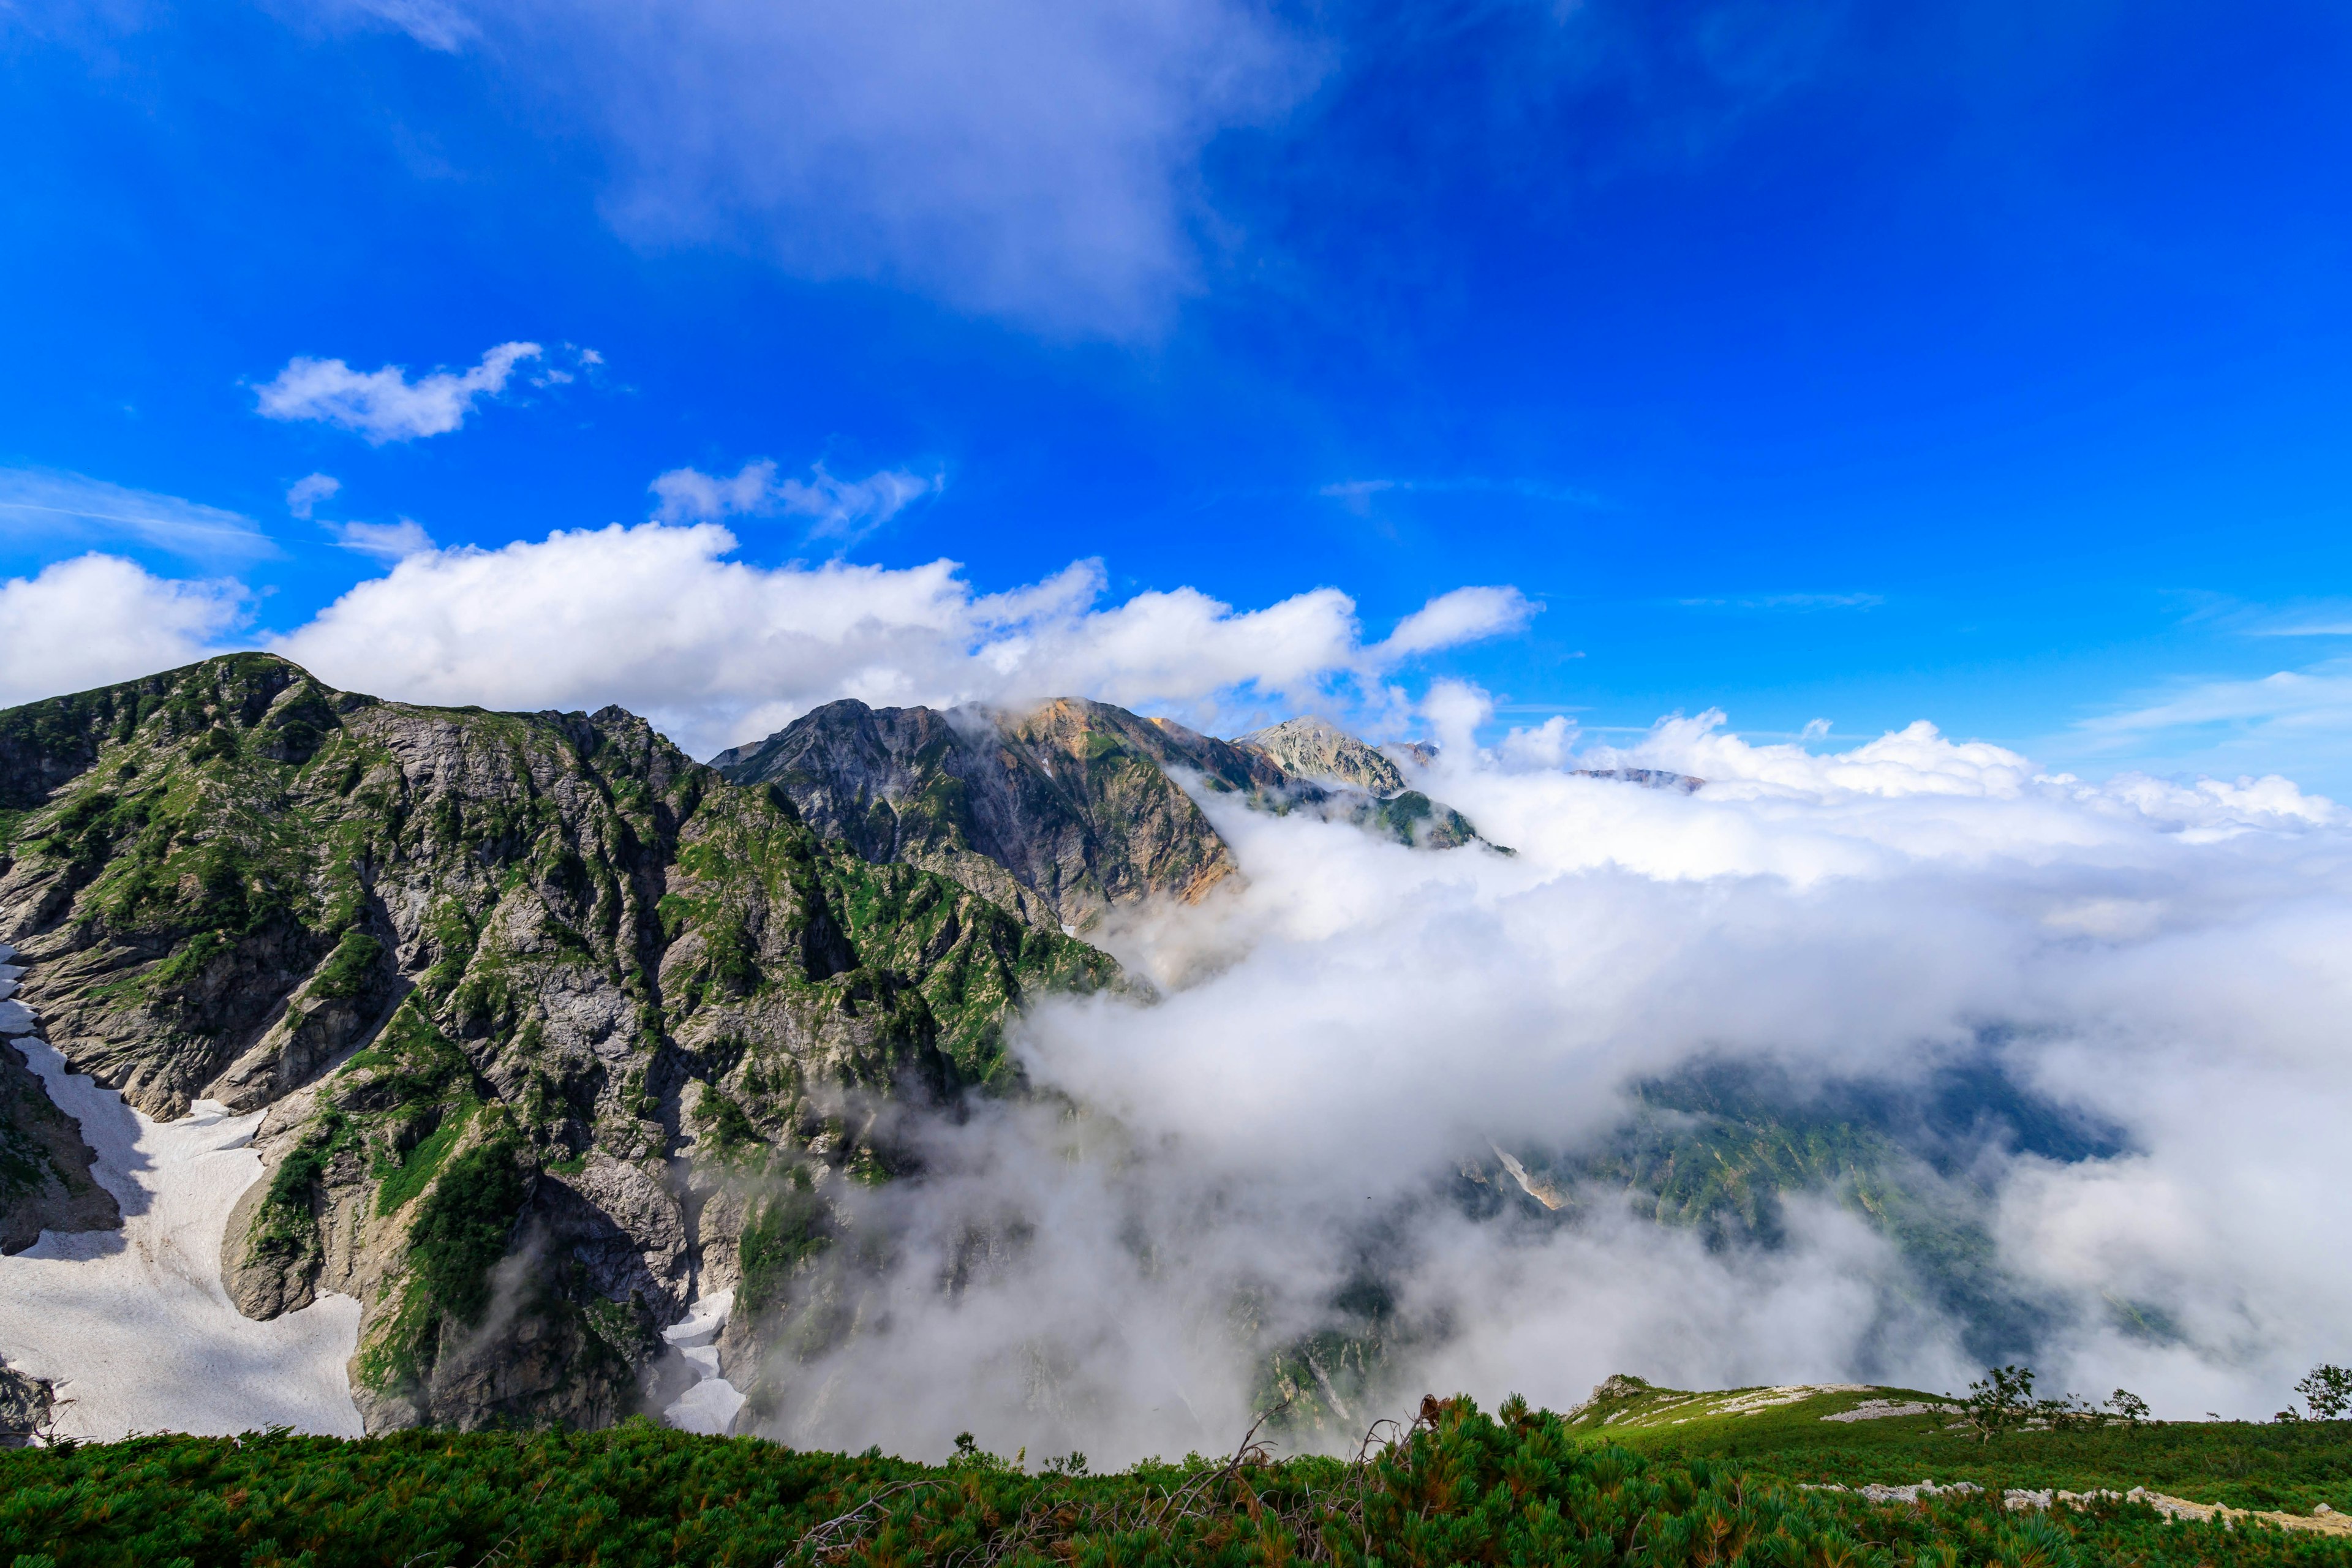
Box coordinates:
[739,705,2352,1462]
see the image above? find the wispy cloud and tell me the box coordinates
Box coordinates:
[2075,660,2352,745]
[1317,477,1604,516]
[285,473,341,519]
[1371,585,1539,659]
[254,341,542,442]
[325,0,1316,336]
[325,518,437,561]
[0,467,275,563]
[1676,592,1885,611]
[649,458,944,545]
[316,0,477,51]
[2231,599,2352,638]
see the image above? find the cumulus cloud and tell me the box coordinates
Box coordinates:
[649,458,942,542]
[266,521,1523,756]
[740,709,2352,1461]
[325,0,1317,334]
[0,554,249,704]
[0,467,274,564]
[253,341,541,442]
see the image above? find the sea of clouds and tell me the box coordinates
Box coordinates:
[731,690,2352,1463]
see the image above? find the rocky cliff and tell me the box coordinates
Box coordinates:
[713,696,1302,931]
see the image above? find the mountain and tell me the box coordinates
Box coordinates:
[0,655,1114,1431]
[711,696,1287,933]
[1231,714,1482,849]
[1230,715,1412,794]
[0,662,1501,1437]
[712,697,1490,927]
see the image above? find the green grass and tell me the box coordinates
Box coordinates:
[371,1099,475,1215]
[1,1395,2345,1567]
[1572,1377,2352,1517]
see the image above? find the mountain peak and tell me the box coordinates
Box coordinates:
[1232,714,1413,797]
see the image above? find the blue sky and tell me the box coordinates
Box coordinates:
[5,0,2352,785]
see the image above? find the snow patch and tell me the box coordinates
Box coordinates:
[0,1030,364,1439]
[661,1290,746,1436]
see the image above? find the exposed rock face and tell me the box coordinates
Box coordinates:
[0,655,1115,1433]
[714,696,1285,931]
[0,1035,119,1254]
[1232,716,1482,851]
[0,1352,51,1446]
[1232,716,1412,796]
[1571,767,1703,794]
[718,697,1494,916]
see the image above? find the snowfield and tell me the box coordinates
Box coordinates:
[0,944,364,1440]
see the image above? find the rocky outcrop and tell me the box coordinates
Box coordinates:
[1571,767,1703,794]
[715,698,1493,926]
[1231,716,1482,850]
[1232,716,1412,795]
[0,1352,51,1447]
[0,1035,119,1254]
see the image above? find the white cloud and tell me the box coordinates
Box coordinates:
[331,0,1317,335]
[1372,585,1537,658]
[0,555,249,705]
[284,473,341,519]
[0,467,274,564]
[2077,661,2352,742]
[323,518,435,561]
[649,458,943,542]
[12,527,2352,1447]
[253,341,541,442]
[265,521,1520,756]
[2049,655,2352,794]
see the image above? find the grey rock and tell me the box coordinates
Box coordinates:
[0,1353,53,1447]
[0,1034,119,1254]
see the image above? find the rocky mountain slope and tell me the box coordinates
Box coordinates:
[714,701,1485,927]
[711,697,1288,932]
[0,660,1504,1438]
[0,655,1115,1432]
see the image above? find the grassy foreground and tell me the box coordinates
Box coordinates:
[1570,1378,2352,1517]
[2,1392,2348,1568]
